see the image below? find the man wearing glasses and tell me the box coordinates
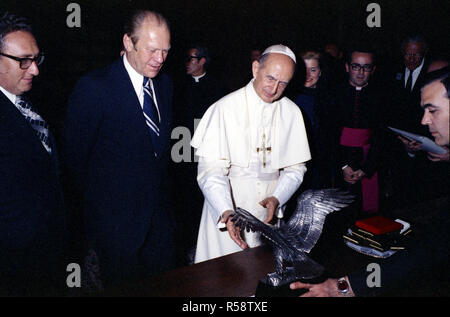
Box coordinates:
[171,45,226,265]
[0,12,66,295]
[333,43,386,217]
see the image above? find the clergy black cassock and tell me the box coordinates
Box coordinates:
[171,73,226,265]
[173,73,227,131]
[332,82,387,215]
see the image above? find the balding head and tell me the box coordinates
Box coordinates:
[252,52,295,103]
[123,10,171,78]
[123,10,169,46]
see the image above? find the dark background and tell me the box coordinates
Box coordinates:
[1,0,449,132]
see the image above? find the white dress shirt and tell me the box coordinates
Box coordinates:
[123,53,161,122]
[404,58,425,91]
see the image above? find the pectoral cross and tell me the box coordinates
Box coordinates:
[256,133,271,168]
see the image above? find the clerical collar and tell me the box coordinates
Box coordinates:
[353,83,368,91]
[192,72,206,82]
[0,85,18,105]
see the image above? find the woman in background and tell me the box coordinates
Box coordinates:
[294,50,336,190]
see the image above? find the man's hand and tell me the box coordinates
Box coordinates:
[343,166,358,184]
[427,146,449,162]
[290,277,355,297]
[259,196,279,223]
[398,135,422,153]
[221,210,248,249]
[354,169,366,181]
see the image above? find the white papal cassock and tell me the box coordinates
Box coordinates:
[191,80,311,263]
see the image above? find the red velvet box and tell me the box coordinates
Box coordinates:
[355,216,403,235]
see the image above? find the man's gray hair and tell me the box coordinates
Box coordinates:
[0,12,33,51]
[401,34,428,54]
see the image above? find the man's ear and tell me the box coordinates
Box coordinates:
[123,34,133,52]
[252,60,260,78]
[345,62,350,73]
[199,57,206,66]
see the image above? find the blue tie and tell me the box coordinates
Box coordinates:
[143,77,160,153]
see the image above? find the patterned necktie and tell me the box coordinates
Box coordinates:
[15,96,52,154]
[143,77,160,152]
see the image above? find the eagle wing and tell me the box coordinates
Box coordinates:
[283,189,354,253]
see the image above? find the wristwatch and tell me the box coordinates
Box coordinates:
[337,277,350,295]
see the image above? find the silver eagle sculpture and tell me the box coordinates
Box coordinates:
[231,189,354,287]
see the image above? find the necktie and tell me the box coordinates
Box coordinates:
[143,77,160,152]
[15,96,52,154]
[405,72,413,92]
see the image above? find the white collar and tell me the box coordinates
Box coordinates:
[0,85,18,105]
[123,53,146,99]
[192,72,206,82]
[405,57,425,76]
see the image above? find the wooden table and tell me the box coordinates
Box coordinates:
[104,197,449,297]
[106,245,275,297]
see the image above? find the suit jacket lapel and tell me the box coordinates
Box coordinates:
[0,91,51,158]
[111,59,156,154]
[153,75,170,158]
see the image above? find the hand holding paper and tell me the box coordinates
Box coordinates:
[389,127,447,154]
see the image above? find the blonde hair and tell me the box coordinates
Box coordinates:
[300,50,321,61]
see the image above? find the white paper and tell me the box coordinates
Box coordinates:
[389,127,447,154]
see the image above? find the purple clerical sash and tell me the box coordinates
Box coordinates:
[340,127,378,213]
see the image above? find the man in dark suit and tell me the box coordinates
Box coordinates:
[171,45,226,265]
[389,35,448,207]
[290,69,450,297]
[0,12,66,295]
[63,10,175,289]
[392,34,429,134]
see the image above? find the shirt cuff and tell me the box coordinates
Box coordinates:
[272,163,307,207]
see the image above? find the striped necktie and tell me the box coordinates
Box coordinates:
[15,96,52,154]
[143,77,160,152]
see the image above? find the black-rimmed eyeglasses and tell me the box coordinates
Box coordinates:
[185,55,202,62]
[350,63,374,72]
[0,52,45,69]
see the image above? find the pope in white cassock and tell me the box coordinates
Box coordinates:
[191,44,311,263]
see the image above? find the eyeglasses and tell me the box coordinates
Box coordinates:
[0,52,45,69]
[185,55,202,62]
[350,63,374,72]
